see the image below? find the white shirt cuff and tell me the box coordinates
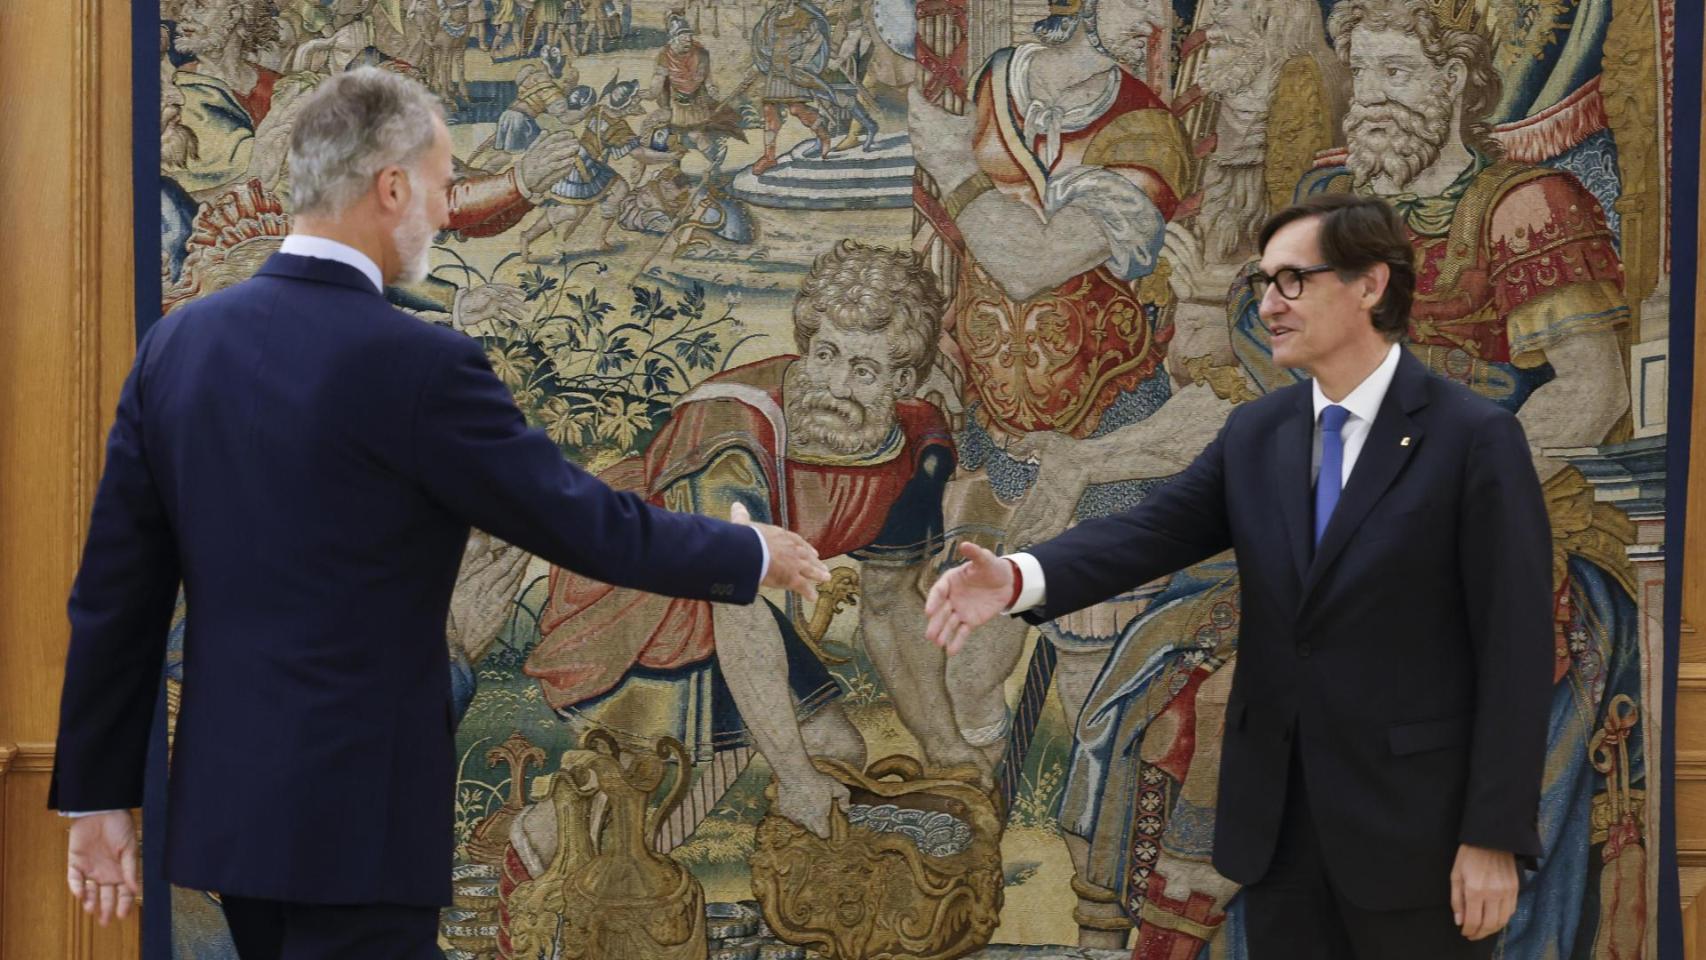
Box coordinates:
[61,810,126,817]
[751,525,770,586]
[1004,551,1047,613]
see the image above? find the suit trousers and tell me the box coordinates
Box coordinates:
[219,895,443,960]
[1241,746,1496,960]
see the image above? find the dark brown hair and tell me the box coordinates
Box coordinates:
[1257,194,1415,340]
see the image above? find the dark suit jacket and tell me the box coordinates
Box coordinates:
[1023,349,1553,910]
[50,253,763,907]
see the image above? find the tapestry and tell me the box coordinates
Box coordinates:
[135,0,1695,955]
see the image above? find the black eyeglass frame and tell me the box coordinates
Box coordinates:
[1245,263,1337,301]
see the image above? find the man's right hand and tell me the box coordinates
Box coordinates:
[924,542,1014,654]
[730,502,830,602]
[67,811,139,926]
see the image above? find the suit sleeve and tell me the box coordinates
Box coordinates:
[1454,411,1553,859]
[50,329,181,811]
[1020,408,1236,625]
[412,335,763,604]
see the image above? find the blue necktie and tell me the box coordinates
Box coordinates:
[1315,405,1350,546]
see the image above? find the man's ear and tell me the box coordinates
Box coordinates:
[1360,262,1391,311]
[1446,57,1469,102]
[376,165,410,215]
[896,366,918,397]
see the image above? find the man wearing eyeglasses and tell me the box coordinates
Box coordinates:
[923,193,1553,959]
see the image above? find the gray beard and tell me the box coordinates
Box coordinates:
[1199,161,1267,262]
[1200,42,1264,98]
[1033,14,1082,46]
[1344,97,1451,191]
[398,245,431,285]
[172,24,229,59]
[784,371,898,456]
[392,197,434,286]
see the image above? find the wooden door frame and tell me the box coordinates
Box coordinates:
[0,0,139,956]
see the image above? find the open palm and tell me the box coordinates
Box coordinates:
[67,811,138,926]
[924,542,1014,654]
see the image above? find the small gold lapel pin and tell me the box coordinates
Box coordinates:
[1400,437,1412,447]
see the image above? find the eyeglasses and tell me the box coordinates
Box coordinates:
[1246,264,1336,301]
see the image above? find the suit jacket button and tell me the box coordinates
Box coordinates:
[1298,642,1312,658]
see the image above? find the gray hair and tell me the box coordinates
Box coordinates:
[792,240,944,386]
[286,67,445,217]
[1328,0,1504,160]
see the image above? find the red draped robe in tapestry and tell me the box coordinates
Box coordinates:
[526,356,954,711]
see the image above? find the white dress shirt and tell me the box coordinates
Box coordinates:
[1006,343,1403,614]
[1310,342,1401,486]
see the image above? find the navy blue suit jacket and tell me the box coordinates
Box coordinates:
[50,253,763,906]
[1022,349,1554,910]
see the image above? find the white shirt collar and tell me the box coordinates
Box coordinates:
[279,234,384,294]
[1312,342,1402,425]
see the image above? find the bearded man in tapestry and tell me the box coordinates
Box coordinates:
[165,0,288,197]
[518,242,984,848]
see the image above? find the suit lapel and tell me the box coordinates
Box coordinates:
[1300,349,1430,602]
[1275,389,1315,586]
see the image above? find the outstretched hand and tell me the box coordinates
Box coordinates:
[924,542,1015,654]
[731,502,830,603]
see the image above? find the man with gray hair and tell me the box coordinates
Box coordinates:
[51,66,830,958]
